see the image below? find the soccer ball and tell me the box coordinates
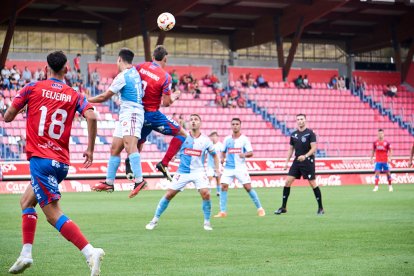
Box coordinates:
[157,12,175,31]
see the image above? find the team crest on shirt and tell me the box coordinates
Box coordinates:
[184,148,202,156]
[51,83,63,89]
[301,137,307,143]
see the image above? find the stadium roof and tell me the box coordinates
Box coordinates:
[1,0,414,54]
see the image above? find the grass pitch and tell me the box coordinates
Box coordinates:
[1,185,413,275]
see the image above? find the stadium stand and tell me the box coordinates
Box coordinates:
[1,64,413,161]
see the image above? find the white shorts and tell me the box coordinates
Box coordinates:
[168,172,210,191]
[206,167,219,178]
[113,110,144,139]
[221,168,251,185]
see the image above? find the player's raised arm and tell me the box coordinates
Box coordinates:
[88,89,116,103]
[82,109,97,168]
[161,86,180,107]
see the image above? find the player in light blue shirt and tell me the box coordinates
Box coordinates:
[88,48,146,197]
[146,114,220,231]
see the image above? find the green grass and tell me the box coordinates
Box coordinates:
[1,185,414,275]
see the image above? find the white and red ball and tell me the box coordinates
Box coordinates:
[157,12,175,31]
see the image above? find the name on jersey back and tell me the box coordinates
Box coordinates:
[139,68,160,81]
[42,89,71,102]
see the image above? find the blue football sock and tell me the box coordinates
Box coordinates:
[220,191,228,212]
[129,152,143,182]
[216,184,221,194]
[202,200,211,221]
[248,189,262,209]
[155,197,170,218]
[106,156,120,185]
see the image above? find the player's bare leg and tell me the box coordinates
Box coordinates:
[199,188,213,230]
[42,201,105,276]
[93,137,124,192]
[373,171,380,192]
[309,180,324,215]
[146,189,179,230]
[386,172,393,192]
[123,135,146,198]
[9,186,38,274]
[214,183,228,217]
[274,176,295,215]
[243,183,265,216]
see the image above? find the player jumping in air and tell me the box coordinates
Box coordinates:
[214,118,265,218]
[88,48,146,198]
[371,129,393,192]
[4,51,104,275]
[127,45,185,181]
[145,114,220,231]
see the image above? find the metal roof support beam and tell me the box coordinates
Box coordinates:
[156,31,166,47]
[391,24,402,74]
[140,10,151,62]
[0,1,18,69]
[273,15,285,69]
[283,16,304,81]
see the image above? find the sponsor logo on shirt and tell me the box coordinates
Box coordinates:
[184,148,202,156]
[51,83,63,89]
[228,148,242,154]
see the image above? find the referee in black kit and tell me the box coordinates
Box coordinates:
[274,114,324,215]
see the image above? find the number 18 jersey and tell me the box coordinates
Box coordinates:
[11,78,93,165]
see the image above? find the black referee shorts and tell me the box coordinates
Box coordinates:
[288,159,316,180]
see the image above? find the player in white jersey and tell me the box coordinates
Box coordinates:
[207,131,223,196]
[146,114,220,231]
[214,118,265,218]
[88,48,146,198]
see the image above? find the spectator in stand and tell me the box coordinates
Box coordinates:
[302,75,312,89]
[64,67,73,86]
[294,75,305,89]
[210,74,219,87]
[22,67,32,83]
[178,114,187,130]
[237,92,246,108]
[0,93,7,116]
[256,74,269,88]
[188,80,201,99]
[17,134,26,153]
[354,76,366,92]
[33,68,41,81]
[239,73,248,87]
[383,84,397,98]
[337,76,346,90]
[10,65,20,76]
[90,68,100,88]
[1,66,11,80]
[172,113,179,122]
[2,75,11,90]
[73,53,81,72]
[202,74,213,87]
[170,69,179,90]
[328,75,338,89]
[246,73,256,88]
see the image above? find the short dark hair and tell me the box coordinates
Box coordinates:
[232,118,241,124]
[378,128,384,132]
[209,131,218,137]
[190,114,201,121]
[47,51,67,73]
[118,48,134,64]
[153,45,168,61]
[296,113,306,118]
